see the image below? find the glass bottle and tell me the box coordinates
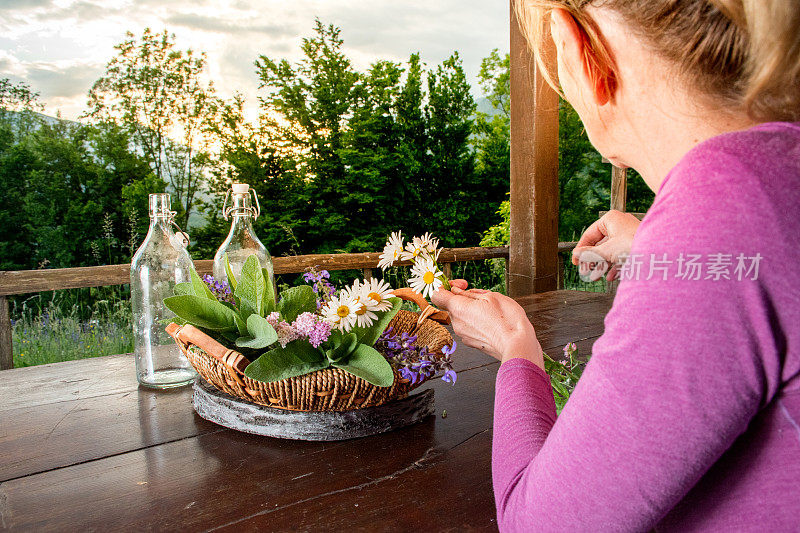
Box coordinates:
[130,193,197,389]
[212,183,275,288]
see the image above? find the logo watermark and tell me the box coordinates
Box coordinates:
[576,251,763,282]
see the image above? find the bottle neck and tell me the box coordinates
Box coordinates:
[148,215,174,233]
[229,213,255,232]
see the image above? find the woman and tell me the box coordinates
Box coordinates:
[432,1,800,531]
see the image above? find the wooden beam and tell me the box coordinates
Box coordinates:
[610,166,628,212]
[0,296,11,370]
[508,0,560,297]
[599,211,645,221]
[0,247,511,297]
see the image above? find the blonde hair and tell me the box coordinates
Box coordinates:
[515,0,800,122]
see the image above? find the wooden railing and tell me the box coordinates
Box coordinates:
[0,244,579,370]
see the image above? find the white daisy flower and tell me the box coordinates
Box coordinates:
[418,232,440,254]
[378,231,404,270]
[359,278,395,312]
[353,302,378,328]
[320,293,359,333]
[409,257,444,299]
[340,280,379,328]
[400,236,425,262]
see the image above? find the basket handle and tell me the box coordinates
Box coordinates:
[392,287,451,325]
[165,323,250,376]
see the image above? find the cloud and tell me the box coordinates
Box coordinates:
[2,0,509,120]
[166,12,293,38]
[0,0,51,11]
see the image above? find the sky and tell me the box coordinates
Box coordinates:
[0,0,510,121]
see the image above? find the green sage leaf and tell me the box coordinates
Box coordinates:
[277,285,316,323]
[224,253,237,291]
[333,343,394,387]
[173,282,193,296]
[261,267,276,315]
[234,256,264,319]
[164,294,241,331]
[236,314,278,349]
[190,268,217,301]
[325,332,358,363]
[244,341,329,383]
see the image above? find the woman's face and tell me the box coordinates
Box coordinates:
[551,6,664,171]
[551,6,631,167]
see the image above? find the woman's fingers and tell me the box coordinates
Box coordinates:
[572,219,608,265]
[450,279,469,290]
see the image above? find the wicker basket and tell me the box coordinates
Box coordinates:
[166,289,452,412]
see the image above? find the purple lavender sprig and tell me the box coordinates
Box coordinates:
[303,268,337,309]
[202,275,234,304]
[376,328,457,385]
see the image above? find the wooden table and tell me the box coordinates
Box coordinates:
[0,291,613,532]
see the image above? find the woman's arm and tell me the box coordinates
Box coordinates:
[435,264,777,531]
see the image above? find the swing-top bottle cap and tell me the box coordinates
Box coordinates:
[232,183,249,194]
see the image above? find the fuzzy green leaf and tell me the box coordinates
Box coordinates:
[190,269,217,300]
[164,295,241,331]
[236,314,278,349]
[224,253,237,291]
[324,332,358,363]
[261,267,276,315]
[244,341,328,383]
[333,343,394,387]
[173,282,193,296]
[234,256,264,319]
[277,285,316,323]
[352,297,402,347]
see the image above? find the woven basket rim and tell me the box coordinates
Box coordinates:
[170,309,453,412]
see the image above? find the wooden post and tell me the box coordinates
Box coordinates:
[442,263,453,282]
[0,296,12,370]
[508,0,560,297]
[362,268,373,282]
[610,166,628,212]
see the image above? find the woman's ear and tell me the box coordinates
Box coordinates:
[550,8,613,106]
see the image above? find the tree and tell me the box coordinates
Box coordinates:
[193,94,306,259]
[85,28,218,229]
[255,20,362,253]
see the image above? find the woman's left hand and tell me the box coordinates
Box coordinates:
[432,280,544,368]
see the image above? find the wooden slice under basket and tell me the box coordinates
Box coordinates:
[167,303,453,412]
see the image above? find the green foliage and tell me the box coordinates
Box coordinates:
[351,297,401,347]
[234,255,270,319]
[85,28,218,229]
[236,314,279,349]
[333,343,394,388]
[244,341,329,383]
[544,348,589,414]
[12,292,133,367]
[164,294,243,332]
[276,285,316,323]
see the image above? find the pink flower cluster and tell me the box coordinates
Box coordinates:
[266,311,333,348]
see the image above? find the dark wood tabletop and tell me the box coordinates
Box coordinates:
[0,290,613,532]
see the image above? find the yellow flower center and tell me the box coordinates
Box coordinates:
[423,271,435,285]
[368,292,382,303]
[355,303,367,316]
[336,305,350,318]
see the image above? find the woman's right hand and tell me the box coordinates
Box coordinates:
[571,210,641,281]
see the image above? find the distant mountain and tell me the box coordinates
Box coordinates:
[475,97,505,118]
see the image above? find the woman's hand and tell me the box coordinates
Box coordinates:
[572,210,641,281]
[432,280,544,368]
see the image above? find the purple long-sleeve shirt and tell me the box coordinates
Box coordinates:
[493,122,800,532]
